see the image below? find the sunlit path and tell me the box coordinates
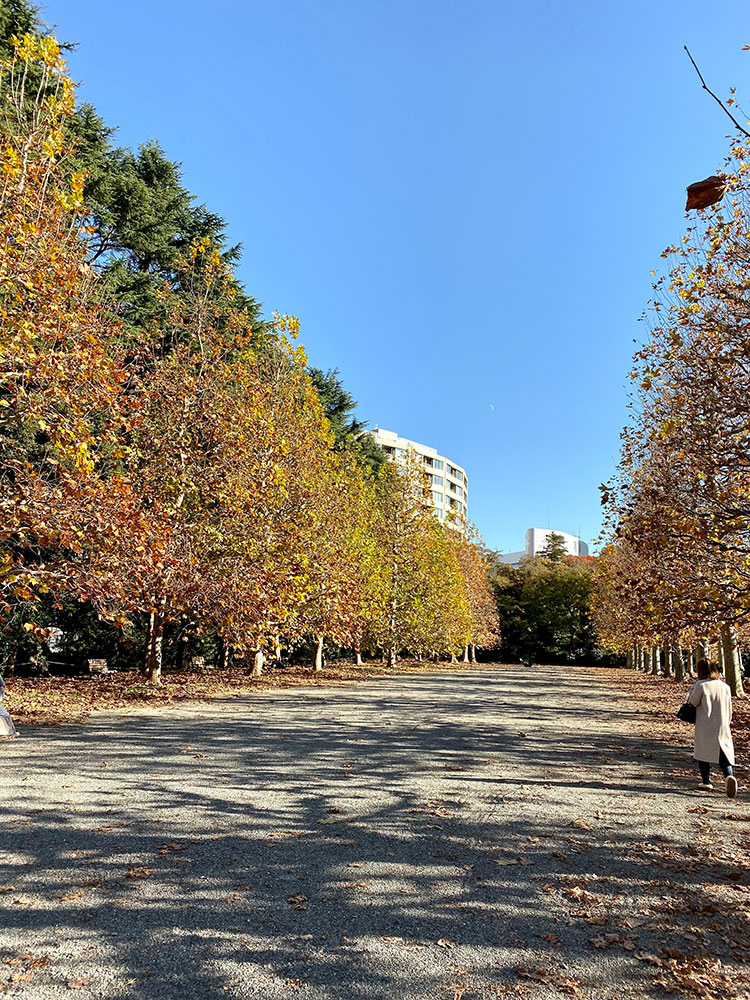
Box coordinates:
[1,666,748,999]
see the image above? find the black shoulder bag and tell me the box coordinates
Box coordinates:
[676,702,696,723]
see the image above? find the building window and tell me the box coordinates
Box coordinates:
[432,475,443,486]
[433,460,443,471]
[432,491,443,504]
[423,456,433,467]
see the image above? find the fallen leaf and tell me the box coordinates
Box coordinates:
[125,865,154,879]
[437,938,457,948]
[67,978,92,990]
[537,933,562,946]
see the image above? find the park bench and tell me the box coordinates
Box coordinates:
[88,658,109,675]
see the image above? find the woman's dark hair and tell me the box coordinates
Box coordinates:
[696,658,720,680]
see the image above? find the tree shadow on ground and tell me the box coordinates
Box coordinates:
[1,667,748,999]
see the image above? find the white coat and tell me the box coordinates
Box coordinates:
[688,678,734,765]
[0,703,16,738]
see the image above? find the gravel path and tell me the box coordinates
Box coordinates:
[1,665,748,999]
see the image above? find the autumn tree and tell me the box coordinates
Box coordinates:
[0,34,153,633]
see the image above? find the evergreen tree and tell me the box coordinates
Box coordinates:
[308,368,384,472]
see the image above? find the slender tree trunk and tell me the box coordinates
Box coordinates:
[469,643,477,664]
[717,636,726,673]
[314,635,324,672]
[462,644,470,663]
[386,645,397,667]
[221,640,232,670]
[720,623,744,697]
[178,637,189,672]
[252,648,264,677]
[674,645,685,682]
[665,645,674,678]
[431,652,439,663]
[626,648,633,670]
[273,635,282,664]
[144,613,163,685]
[698,639,710,661]
[650,646,660,677]
[688,650,695,677]
[354,640,363,666]
[450,651,458,664]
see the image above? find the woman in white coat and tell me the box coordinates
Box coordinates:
[0,675,18,739]
[688,659,736,796]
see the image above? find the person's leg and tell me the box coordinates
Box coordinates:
[720,750,738,797]
[698,761,711,785]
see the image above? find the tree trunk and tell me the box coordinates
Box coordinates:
[698,639,710,661]
[273,636,282,664]
[431,652,439,663]
[387,646,397,667]
[252,648,264,677]
[688,650,695,677]
[720,623,744,697]
[313,635,324,672]
[650,646,660,677]
[144,613,163,685]
[462,645,470,663]
[354,641,363,667]
[469,643,477,663]
[665,645,674,678]
[178,637,189,672]
[222,640,232,670]
[626,648,633,670]
[450,652,458,664]
[674,645,685,682]
[717,637,726,673]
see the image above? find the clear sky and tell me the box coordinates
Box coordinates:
[50,0,750,553]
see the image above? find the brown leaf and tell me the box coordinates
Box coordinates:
[56,889,86,901]
[537,933,562,946]
[125,865,154,879]
[436,938,457,948]
[686,175,728,211]
[67,978,92,990]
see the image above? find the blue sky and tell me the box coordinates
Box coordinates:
[51,0,750,553]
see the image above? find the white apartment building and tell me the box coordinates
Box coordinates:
[499,527,589,565]
[370,427,468,522]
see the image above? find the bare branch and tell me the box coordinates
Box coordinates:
[684,45,750,139]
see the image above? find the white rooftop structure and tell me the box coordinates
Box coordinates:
[499,528,589,565]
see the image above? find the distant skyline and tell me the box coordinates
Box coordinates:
[53,0,750,552]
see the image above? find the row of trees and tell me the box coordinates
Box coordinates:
[0,29,499,681]
[592,103,750,695]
